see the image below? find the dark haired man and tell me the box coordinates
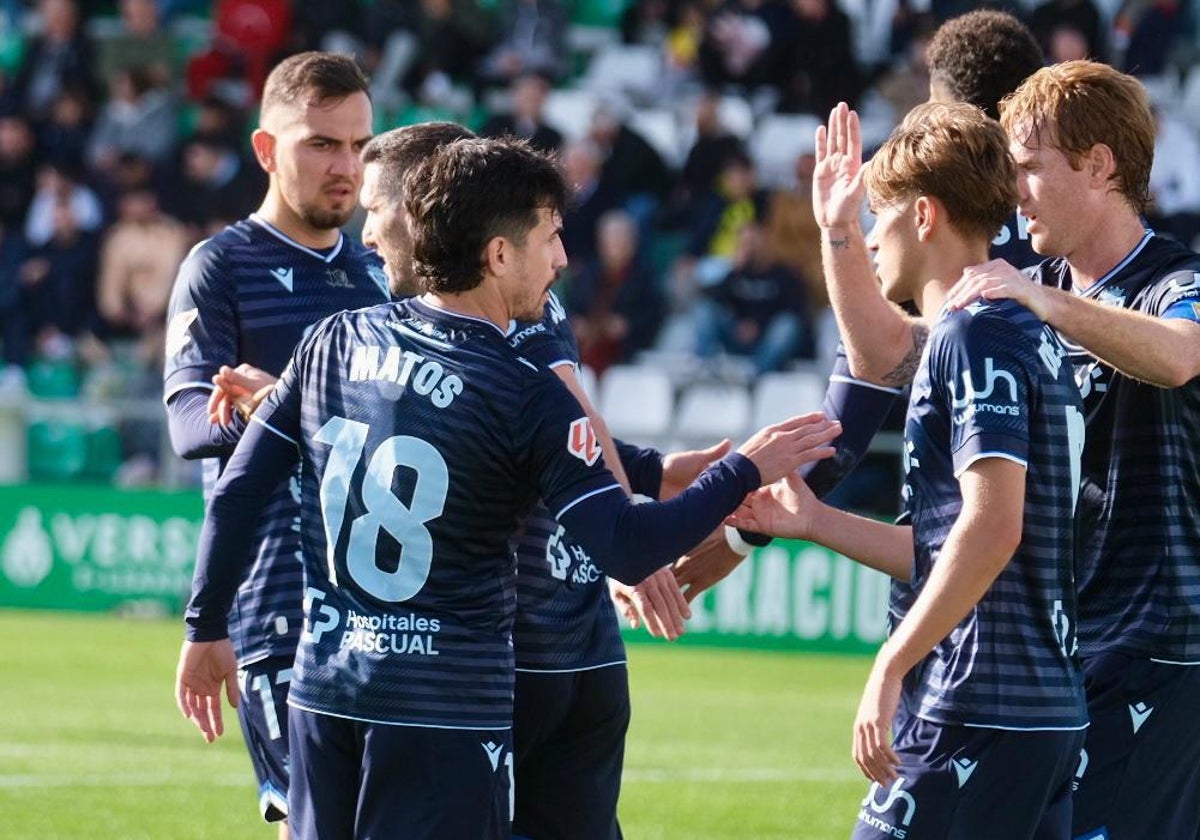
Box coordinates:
[175,136,840,838]
[163,52,385,837]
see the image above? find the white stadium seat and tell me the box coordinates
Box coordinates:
[674,382,752,443]
[749,113,823,188]
[752,370,827,430]
[597,364,674,441]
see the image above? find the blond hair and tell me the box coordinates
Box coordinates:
[999,60,1154,213]
[864,101,1017,242]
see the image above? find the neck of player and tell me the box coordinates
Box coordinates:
[914,237,990,319]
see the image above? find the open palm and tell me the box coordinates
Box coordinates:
[813,102,866,229]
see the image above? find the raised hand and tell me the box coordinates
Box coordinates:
[737,413,840,486]
[725,472,822,541]
[661,439,733,499]
[813,102,866,230]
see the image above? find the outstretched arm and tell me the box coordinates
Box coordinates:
[816,103,927,386]
[947,260,1200,387]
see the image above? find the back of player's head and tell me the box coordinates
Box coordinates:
[362,122,476,200]
[406,137,567,294]
[865,101,1017,243]
[926,10,1043,120]
[260,52,370,127]
[1000,60,1154,214]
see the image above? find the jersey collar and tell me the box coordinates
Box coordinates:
[249,214,345,264]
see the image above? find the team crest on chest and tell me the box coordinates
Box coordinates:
[326,267,354,289]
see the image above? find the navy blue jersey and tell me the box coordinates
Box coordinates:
[1034,233,1200,662]
[991,211,1039,269]
[163,215,388,665]
[904,299,1087,729]
[507,293,626,672]
[258,298,629,728]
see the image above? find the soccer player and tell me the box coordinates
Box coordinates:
[728,102,1087,839]
[942,61,1200,839]
[674,9,1046,597]
[175,137,840,839]
[214,121,702,839]
[162,52,385,834]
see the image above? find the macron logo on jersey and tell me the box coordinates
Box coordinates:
[568,417,602,466]
[270,267,294,292]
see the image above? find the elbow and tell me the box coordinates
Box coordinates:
[1159,357,1200,389]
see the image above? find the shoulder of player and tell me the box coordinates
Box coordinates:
[932,301,1033,351]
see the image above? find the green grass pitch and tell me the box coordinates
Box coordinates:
[0,610,873,839]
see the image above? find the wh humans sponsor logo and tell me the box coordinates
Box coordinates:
[858,778,917,838]
[949,358,1020,424]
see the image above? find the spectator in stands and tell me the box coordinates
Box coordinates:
[588,97,673,227]
[403,0,492,102]
[561,137,620,266]
[167,132,263,237]
[763,150,824,308]
[698,0,786,90]
[24,161,102,249]
[694,221,809,375]
[778,0,863,114]
[87,65,178,175]
[1028,0,1108,63]
[9,194,99,366]
[679,90,745,206]
[662,1,707,93]
[0,114,39,229]
[686,150,767,261]
[10,0,99,123]
[1116,0,1186,77]
[480,0,570,86]
[95,184,187,365]
[565,210,664,374]
[479,71,563,154]
[621,0,672,46]
[875,13,938,125]
[95,0,177,90]
[1147,104,1200,247]
[0,220,29,373]
[37,86,91,168]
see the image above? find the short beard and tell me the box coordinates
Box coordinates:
[298,205,355,231]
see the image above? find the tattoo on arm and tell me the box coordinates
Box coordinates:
[881,322,930,388]
[828,236,850,250]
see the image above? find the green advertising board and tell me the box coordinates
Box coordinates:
[625,542,891,655]
[0,484,202,615]
[0,485,890,654]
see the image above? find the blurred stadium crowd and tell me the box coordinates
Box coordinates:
[0,0,1197,491]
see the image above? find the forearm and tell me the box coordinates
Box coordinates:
[559,454,761,585]
[1041,289,1200,387]
[808,503,913,581]
[822,224,927,386]
[166,388,246,459]
[185,422,299,641]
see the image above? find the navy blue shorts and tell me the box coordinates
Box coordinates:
[1072,654,1200,839]
[287,706,511,840]
[235,655,293,822]
[851,717,1084,840]
[511,664,629,840]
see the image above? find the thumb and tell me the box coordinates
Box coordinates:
[706,438,733,460]
[225,669,240,709]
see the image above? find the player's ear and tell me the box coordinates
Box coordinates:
[250,129,277,173]
[483,235,507,276]
[914,195,936,242]
[1086,143,1116,188]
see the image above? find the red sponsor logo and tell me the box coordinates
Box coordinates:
[568,417,602,466]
